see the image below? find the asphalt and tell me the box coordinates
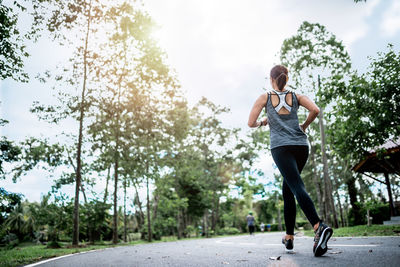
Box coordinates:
[28,232,400,267]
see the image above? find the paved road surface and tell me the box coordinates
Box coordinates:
[30,232,400,267]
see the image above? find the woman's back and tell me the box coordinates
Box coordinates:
[266,90,308,149]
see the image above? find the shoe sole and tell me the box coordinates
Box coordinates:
[282,239,294,253]
[314,227,333,257]
[285,248,295,254]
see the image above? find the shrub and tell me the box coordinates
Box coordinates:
[217,227,241,235]
[1,233,19,249]
[267,223,286,231]
[185,225,196,237]
[296,221,312,230]
[348,201,390,226]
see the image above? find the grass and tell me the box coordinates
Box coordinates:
[0,240,146,267]
[304,224,400,237]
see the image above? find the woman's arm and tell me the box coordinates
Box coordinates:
[248,94,268,128]
[296,93,320,131]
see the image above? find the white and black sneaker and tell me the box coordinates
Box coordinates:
[282,238,294,253]
[313,221,333,257]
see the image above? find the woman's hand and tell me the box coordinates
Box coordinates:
[300,124,306,133]
[260,117,268,127]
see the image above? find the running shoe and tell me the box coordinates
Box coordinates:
[282,237,294,253]
[313,221,333,257]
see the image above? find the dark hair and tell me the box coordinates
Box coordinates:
[270,65,288,91]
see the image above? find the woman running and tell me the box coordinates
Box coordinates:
[247,64,333,257]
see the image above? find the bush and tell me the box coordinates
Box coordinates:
[185,225,196,237]
[296,221,312,230]
[127,233,141,242]
[348,201,390,226]
[368,202,390,224]
[267,223,286,231]
[46,240,62,249]
[1,233,19,249]
[217,227,241,235]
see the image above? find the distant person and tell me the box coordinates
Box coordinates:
[248,65,333,256]
[260,222,265,232]
[246,212,255,235]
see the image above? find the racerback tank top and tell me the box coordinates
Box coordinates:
[266,91,308,149]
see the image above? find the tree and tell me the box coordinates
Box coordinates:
[87,1,183,243]
[280,21,352,227]
[31,0,108,246]
[0,0,47,82]
[325,45,400,219]
[326,45,400,161]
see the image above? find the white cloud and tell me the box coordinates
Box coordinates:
[381,0,400,37]
[365,0,382,16]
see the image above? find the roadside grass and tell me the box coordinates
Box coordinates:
[0,241,146,267]
[303,224,400,237]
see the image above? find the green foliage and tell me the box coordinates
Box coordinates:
[0,0,54,82]
[326,45,400,162]
[280,21,351,99]
[217,227,241,235]
[10,138,65,182]
[0,2,29,82]
[0,137,21,177]
[79,200,112,242]
[0,188,22,219]
[348,200,390,226]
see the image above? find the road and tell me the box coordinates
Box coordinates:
[29,232,400,267]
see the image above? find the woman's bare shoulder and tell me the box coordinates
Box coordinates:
[257,92,269,102]
[294,92,306,100]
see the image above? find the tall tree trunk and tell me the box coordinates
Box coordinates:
[203,209,209,238]
[318,107,338,228]
[346,175,362,225]
[124,178,127,243]
[81,184,88,204]
[215,195,220,232]
[73,0,92,246]
[385,173,396,217]
[333,175,344,227]
[152,194,160,222]
[177,210,182,239]
[211,191,217,231]
[112,158,119,244]
[112,36,126,244]
[309,138,325,219]
[103,165,111,203]
[80,184,93,244]
[146,174,152,242]
[133,182,144,227]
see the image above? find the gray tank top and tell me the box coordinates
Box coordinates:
[265,91,308,149]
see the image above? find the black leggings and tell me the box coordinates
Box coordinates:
[248,225,255,234]
[271,145,320,235]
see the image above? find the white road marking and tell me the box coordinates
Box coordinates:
[329,244,379,247]
[24,248,111,267]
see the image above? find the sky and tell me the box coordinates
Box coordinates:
[1,0,400,204]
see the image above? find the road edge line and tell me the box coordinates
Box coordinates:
[24,247,113,267]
